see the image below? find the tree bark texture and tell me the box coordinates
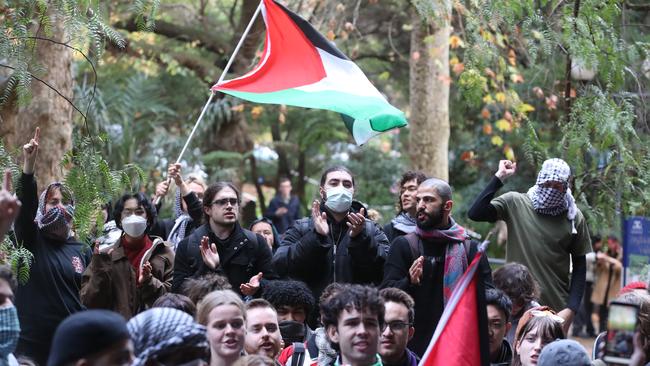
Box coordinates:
[408,4,451,181]
[0,11,74,190]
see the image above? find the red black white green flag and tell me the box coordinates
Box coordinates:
[419,245,491,366]
[211,0,407,145]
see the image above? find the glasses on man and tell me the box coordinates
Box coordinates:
[381,321,411,332]
[210,198,239,207]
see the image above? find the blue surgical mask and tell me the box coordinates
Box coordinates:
[324,186,353,213]
[0,305,20,357]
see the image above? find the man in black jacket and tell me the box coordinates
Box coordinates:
[383,171,427,243]
[273,166,389,310]
[264,177,301,234]
[381,178,492,357]
[172,182,277,297]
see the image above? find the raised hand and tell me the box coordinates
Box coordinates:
[139,261,153,283]
[495,159,517,181]
[409,256,424,285]
[200,236,220,270]
[154,180,170,200]
[0,171,21,242]
[346,207,365,238]
[168,163,183,186]
[240,272,263,296]
[311,200,329,236]
[23,127,40,174]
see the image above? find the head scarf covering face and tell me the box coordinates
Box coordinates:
[35,182,75,241]
[127,307,208,366]
[527,159,578,234]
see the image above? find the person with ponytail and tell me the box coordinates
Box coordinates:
[13,128,92,365]
[80,191,174,319]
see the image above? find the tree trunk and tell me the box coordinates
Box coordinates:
[271,118,290,185]
[0,12,74,190]
[408,4,451,181]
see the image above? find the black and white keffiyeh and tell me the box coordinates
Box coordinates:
[527,158,578,234]
[34,182,75,241]
[167,190,191,250]
[127,307,207,366]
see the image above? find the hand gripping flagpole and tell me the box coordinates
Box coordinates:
[154,0,264,205]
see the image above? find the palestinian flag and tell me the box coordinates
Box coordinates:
[211,0,407,145]
[419,243,491,366]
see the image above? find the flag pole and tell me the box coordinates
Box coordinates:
[154,0,264,205]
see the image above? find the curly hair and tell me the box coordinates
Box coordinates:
[320,284,384,331]
[493,263,540,309]
[261,280,315,317]
[182,273,232,305]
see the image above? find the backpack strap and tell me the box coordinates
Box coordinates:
[291,342,306,366]
[404,232,422,260]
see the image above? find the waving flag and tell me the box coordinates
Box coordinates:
[212,0,407,145]
[419,246,490,366]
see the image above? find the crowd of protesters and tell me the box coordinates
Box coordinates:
[0,128,648,366]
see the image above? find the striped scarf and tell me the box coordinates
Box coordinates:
[415,218,468,305]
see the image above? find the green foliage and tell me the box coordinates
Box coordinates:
[0,141,32,284]
[62,136,146,244]
[0,0,144,108]
[0,237,33,285]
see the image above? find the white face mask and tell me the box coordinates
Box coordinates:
[122,215,147,238]
[324,185,353,213]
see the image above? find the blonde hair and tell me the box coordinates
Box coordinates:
[196,290,246,325]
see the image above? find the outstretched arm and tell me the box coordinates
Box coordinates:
[468,160,516,222]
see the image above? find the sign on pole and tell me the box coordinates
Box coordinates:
[622,216,650,285]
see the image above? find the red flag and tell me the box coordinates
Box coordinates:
[419,251,490,366]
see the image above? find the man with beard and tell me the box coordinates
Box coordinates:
[383,171,427,242]
[244,299,283,363]
[468,159,591,332]
[273,166,389,319]
[381,178,492,357]
[172,182,278,297]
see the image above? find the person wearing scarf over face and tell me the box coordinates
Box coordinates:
[150,164,206,251]
[12,128,91,365]
[81,192,174,319]
[468,159,592,334]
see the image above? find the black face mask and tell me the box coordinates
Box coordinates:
[279,320,306,344]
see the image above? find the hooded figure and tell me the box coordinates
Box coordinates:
[526,158,578,234]
[127,307,208,366]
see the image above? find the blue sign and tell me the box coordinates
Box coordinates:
[622,216,650,285]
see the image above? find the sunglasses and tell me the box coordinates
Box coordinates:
[210,198,239,207]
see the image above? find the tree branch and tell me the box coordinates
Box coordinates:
[114,17,228,57]
[625,1,650,11]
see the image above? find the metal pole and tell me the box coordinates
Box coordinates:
[154,0,264,205]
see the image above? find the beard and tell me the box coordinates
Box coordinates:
[416,206,444,230]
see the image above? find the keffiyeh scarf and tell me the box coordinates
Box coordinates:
[527,158,578,234]
[167,190,191,249]
[415,217,468,305]
[127,307,207,366]
[391,211,417,234]
[34,182,74,241]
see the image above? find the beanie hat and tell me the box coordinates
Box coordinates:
[47,310,129,366]
[538,339,591,366]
